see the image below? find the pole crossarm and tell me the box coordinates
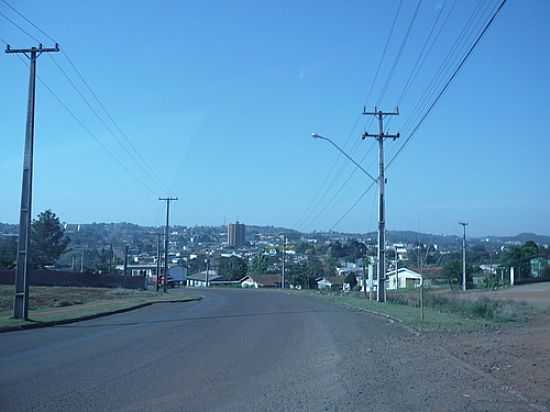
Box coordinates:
[5,43,60,57]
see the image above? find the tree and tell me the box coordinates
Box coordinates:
[30,210,70,269]
[0,236,17,269]
[344,272,358,290]
[442,260,475,289]
[251,254,269,274]
[218,256,248,280]
[500,241,540,280]
[543,265,550,279]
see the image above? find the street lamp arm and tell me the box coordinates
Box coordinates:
[312,133,378,183]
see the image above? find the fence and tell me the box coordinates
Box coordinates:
[0,270,146,290]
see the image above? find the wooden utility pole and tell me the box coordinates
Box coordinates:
[6,43,60,319]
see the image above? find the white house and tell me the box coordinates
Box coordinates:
[241,274,282,288]
[336,265,365,277]
[317,277,344,290]
[241,276,258,288]
[387,268,422,290]
[187,270,220,287]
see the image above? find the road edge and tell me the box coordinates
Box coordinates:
[340,301,421,336]
[0,296,203,333]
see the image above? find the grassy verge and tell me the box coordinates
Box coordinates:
[292,289,535,332]
[0,285,195,329]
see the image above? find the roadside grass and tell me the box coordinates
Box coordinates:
[0,285,194,329]
[292,289,539,332]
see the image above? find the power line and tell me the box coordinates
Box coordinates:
[330,0,507,231]
[0,8,40,42]
[389,0,506,167]
[384,0,458,133]
[46,54,165,188]
[294,115,363,231]
[306,141,376,230]
[60,52,166,188]
[314,0,421,232]
[364,0,404,107]
[330,180,377,231]
[377,0,423,105]
[398,0,492,135]
[297,0,405,232]
[0,0,167,191]
[8,52,158,195]
[396,0,451,108]
[0,0,56,42]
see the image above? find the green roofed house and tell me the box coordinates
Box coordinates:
[530,257,550,278]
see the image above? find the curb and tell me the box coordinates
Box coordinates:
[290,290,422,336]
[343,303,421,336]
[0,296,202,334]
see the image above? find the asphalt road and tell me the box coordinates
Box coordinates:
[0,289,539,411]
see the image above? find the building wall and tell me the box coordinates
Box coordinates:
[228,222,246,247]
[0,270,146,289]
[241,278,258,288]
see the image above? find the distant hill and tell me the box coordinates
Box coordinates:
[1,221,548,246]
[0,223,17,234]
[482,233,550,245]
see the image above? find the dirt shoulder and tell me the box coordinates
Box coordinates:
[424,313,550,410]
[294,288,550,409]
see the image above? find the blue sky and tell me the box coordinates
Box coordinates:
[1,0,549,237]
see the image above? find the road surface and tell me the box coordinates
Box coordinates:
[0,289,539,411]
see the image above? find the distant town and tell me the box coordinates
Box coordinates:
[2,216,548,292]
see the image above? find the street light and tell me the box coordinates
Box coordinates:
[312,133,377,183]
[312,132,387,302]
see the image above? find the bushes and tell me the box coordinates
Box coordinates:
[387,288,532,322]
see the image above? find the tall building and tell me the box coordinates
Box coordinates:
[228,221,245,247]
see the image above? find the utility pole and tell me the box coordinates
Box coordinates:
[159,197,177,293]
[362,252,367,298]
[394,247,399,290]
[156,233,161,292]
[205,258,210,288]
[6,43,60,319]
[123,245,129,276]
[109,243,113,274]
[362,106,399,303]
[281,234,287,289]
[459,222,468,291]
[80,248,85,273]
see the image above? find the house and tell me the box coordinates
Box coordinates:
[317,276,344,290]
[336,266,365,277]
[187,270,221,287]
[242,274,285,288]
[530,257,550,278]
[115,264,158,278]
[387,268,422,290]
[210,277,247,287]
[168,265,187,284]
